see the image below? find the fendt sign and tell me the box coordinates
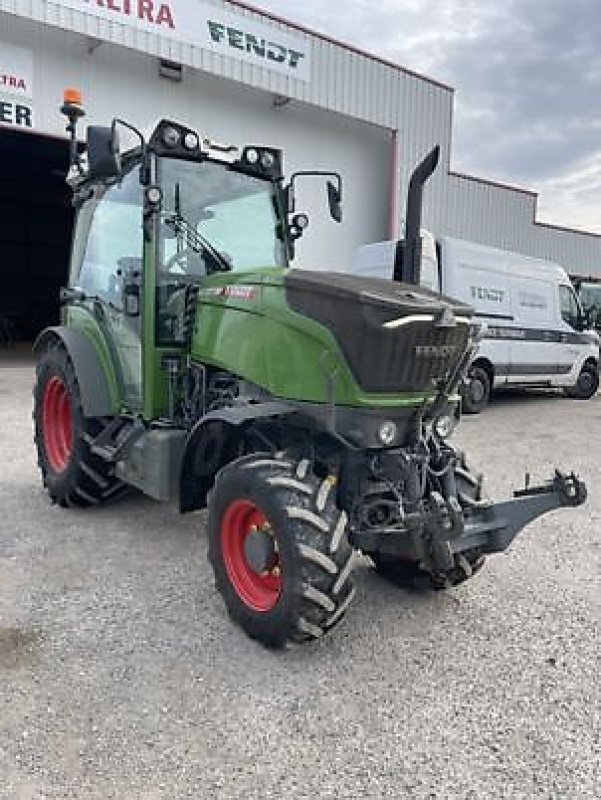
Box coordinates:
[56,0,312,81]
[206,18,306,72]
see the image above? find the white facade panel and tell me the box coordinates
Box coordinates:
[1,0,601,278]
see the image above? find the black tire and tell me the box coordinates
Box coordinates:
[371,458,486,591]
[33,342,126,507]
[461,365,491,414]
[207,453,356,648]
[565,364,599,400]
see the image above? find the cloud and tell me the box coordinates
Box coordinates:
[254,0,601,233]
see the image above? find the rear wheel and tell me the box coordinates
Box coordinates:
[461,365,491,414]
[33,343,125,507]
[207,453,356,648]
[371,459,486,591]
[565,364,599,399]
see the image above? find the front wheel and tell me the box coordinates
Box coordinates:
[207,454,357,648]
[461,365,491,414]
[565,364,599,400]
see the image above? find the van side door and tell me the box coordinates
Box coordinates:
[505,277,557,385]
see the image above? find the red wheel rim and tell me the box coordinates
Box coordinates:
[221,499,282,612]
[42,376,73,473]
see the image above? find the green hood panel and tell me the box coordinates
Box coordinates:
[191,268,458,408]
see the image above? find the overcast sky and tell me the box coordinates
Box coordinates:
[254,0,601,235]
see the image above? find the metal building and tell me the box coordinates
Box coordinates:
[1,0,600,341]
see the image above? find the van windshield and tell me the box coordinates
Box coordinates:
[579,282,601,327]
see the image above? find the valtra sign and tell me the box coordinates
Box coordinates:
[56,0,312,81]
[0,42,33,99]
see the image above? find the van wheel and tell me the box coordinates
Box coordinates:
[566,365,599,400]
[461,366,491,414]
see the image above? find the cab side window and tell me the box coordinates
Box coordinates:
[559,285,580,329]
[74,169,143,307]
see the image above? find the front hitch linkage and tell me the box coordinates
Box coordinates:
[450,470,587,557]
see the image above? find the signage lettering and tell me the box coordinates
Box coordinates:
[54,0,312,81]
[0,74,27,92]
[0,100,33,128]
[82,0,174,28]
[207,21,305,69]
[0,42,33,99]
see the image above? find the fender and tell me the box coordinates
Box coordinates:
[179,402,291,513]
[33,326,119,417]
[565,346,599,386]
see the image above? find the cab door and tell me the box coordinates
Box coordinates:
[70,167,144,410]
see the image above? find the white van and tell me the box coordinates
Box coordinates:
[353,233,600,412]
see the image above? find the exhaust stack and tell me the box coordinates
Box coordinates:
[393,145,440,285]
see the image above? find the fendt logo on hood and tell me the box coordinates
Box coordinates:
[207,20,306,70]
[415,344,457,358]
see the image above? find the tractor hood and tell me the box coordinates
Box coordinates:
[284,270,474,394]
[193,267,474,405]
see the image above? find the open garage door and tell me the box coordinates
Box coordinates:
[0,129,72,344]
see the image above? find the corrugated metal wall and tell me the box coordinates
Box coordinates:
[432,174,601,277]
[1,0,600,277]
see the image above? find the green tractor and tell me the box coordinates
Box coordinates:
[33,91,586,648]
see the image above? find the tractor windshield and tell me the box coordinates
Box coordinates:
[158,158,287,279]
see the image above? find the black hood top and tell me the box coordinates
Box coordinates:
[285,270,473,394]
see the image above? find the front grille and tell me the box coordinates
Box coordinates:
[352,321,470,393]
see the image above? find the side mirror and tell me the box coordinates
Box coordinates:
[327,180,342,223]
[86,125,121,179]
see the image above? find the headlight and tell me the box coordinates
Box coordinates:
[433,412,457,440]
[377,420,397,446]
[145,185,162,205]
[245,148,259,164]
[261,150,275,169]
[183,132,199,150]
[293,213,309,230]
[162,126,180,148]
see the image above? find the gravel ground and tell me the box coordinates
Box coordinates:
[1,360,599,799]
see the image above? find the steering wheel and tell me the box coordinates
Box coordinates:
[164,248,201,274]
